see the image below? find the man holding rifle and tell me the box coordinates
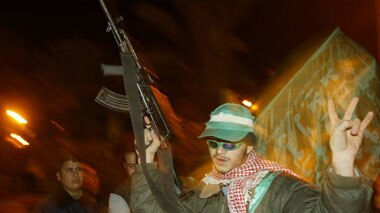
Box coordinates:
[130,97,373,212]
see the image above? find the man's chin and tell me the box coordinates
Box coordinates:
[214,166,231,174]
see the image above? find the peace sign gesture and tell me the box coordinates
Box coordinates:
[328,97,374,176]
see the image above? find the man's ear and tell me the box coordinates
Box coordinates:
[246,145,254,154]
[56,172,61,181]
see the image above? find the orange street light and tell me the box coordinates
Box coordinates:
[250,104,258,111]
[10,133,30,146]
[241,99,258,112]
[6,110,27,124]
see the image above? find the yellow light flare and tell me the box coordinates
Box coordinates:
[6,110,28,124]
[250,104,259,111]
[10,133,30,146]
[242,99,253,107]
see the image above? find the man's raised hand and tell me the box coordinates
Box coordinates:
[135,116,163,164]
[328,97,374,176]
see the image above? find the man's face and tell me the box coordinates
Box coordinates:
[56,160,84,193]
[124,152,137,177]
[208,139,253,174]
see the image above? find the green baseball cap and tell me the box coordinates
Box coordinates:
[198,103,256,142]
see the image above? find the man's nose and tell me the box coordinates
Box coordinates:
[216,146,227,154]
[73,170,79,176]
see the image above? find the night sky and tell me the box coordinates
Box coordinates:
[0,0,377,208]
[0,0,377,120]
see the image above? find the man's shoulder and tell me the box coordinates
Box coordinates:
[113,179,131,198]
[267,171,316,192]
[272,172,305,183]
[32,194,60,213]
[33,190,95,213]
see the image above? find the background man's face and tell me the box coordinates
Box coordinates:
[208,141,252,174]
[56,160,84,192]
[124,152,137,177]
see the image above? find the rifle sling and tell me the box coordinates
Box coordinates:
[121,53,179,212]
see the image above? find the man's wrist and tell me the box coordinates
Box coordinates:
[332,154,355,177]
[146,154,155,163]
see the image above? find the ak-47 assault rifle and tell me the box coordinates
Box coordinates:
[95,1,171,141]
[96,0,181,211]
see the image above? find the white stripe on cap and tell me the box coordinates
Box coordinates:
[209,113,253,127]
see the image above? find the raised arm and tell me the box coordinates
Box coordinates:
[328,97,374,176]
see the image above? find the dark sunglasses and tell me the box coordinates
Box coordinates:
[206,139,243,151]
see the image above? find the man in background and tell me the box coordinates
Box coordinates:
[109,151,137,213]
[33,153,99,213]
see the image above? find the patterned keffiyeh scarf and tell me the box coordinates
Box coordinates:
[202,152,300,212]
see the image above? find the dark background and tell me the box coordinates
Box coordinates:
[0,0,377,210]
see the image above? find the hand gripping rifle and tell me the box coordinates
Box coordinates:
[96,0,181,211]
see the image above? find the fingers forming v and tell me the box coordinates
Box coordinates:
[328,99,339,126]
[343,97,359,121]
[350,118,361,136]
[359,111,374,133]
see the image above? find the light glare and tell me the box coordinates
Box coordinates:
[10,133,30,146]
[242,100,253,107]
[250,104,259,111]
[6,110,27,124]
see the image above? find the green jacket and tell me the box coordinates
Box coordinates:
[131,164,373,213]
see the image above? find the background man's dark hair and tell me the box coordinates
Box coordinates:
[53,150,82,172]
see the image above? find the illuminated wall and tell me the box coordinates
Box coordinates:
[256,28,380,185]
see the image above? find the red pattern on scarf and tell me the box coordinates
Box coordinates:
[206,152,299,212]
